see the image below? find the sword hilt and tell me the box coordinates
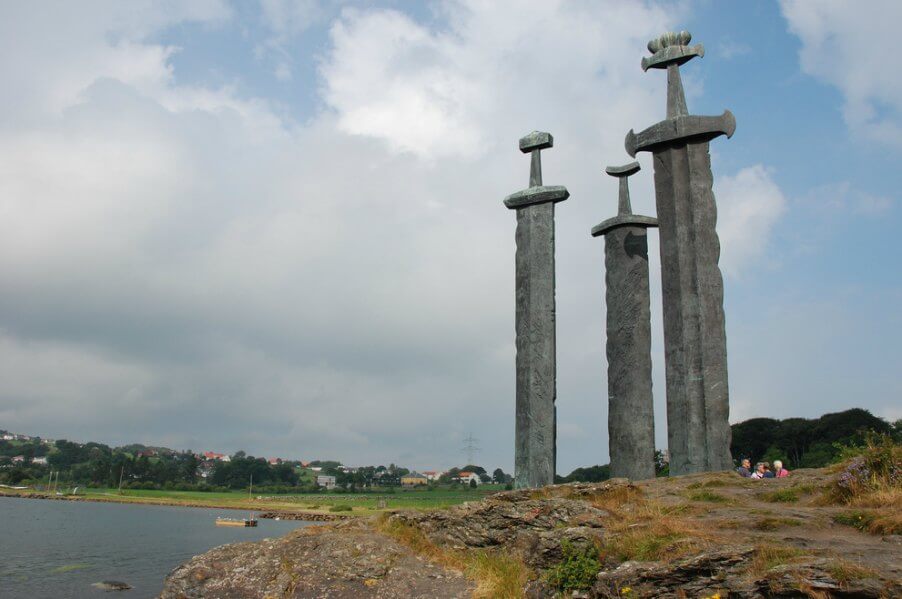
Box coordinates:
[519,131,553,187]
[642,31,704,118]
[591,161,657,237]
[605,161,641,216]
[505,131,569,210]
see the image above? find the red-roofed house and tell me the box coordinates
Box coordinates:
[456,471,480,485]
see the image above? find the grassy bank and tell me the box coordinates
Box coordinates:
[0,485,499,515]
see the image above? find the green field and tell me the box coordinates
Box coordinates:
[1,485,502,515]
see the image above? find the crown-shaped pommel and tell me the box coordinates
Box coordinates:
[641,30,704,71]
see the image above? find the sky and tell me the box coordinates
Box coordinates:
[0,1,899,474]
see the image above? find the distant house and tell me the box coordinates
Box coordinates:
[202,451,230,462]
[316,475,337,490]
[401,472,428,486]
[11,455,24,464]
[457,471,481,485]
[422,470,445,482]
[1,434,14,441]
[268,457,281,465]
[310,466,323,472]
[32,456,48,465]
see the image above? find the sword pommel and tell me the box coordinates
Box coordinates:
[642,31,704,71]
[605,162,640,178]
[519,131,553,153]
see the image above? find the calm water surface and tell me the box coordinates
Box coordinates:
[0,497,313,599]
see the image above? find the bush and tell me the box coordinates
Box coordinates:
[545,540,601,592]
[329,504,352,512]
[831,432,900,505]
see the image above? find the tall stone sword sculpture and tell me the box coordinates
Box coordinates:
[504,131,569,488]
[591,162,657,481]
[625,31,735,475]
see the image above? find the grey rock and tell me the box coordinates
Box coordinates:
[591,163,657,481]
[505,131,568,488]
[388,486,613,570]
[160,520,473,598]
[627,32,733,475]
[91,580,132,591]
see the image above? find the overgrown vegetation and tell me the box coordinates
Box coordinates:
[828,432,900,507]
[375,516,529,599]
[544,540,601,593]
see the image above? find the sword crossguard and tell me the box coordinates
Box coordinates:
[625,111,736,157]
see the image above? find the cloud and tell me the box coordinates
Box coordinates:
[320,1,675,160]
[0,1,792,472]
[805,181,893,216]
[781,0,902,145]
[256,0,324,81]
[715,165,787,278]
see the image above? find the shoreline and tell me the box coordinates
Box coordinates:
[0,489,356,521]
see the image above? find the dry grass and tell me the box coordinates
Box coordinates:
[585,484,645,514]
[843,487,902,509]
[686,479,728,490]
[832,509,902,535]
[375,515,529,599]
[746,543,806,574]
[758,488,800,503]
[687,490,731,503]
[467,551,530,599]
[826,559,880,585]
[753,517,803,531]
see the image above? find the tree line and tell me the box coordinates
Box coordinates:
[559,408,900,482]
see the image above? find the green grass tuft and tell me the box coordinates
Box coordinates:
[545,540,602,593]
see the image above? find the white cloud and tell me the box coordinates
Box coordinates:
[0,1,794,471]
[715,165,787,278]
[781,0,902,145]
[320,1,676,160]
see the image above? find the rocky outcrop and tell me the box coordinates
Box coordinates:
[161,474,902,598]
[594,549,900,598]
[387,484,615,570]
[160,519,472,599]
[256,511,353,522]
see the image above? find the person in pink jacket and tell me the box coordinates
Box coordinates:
[773,460,790,477]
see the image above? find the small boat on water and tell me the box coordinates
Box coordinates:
[215,474,258,527]
[215,517,257,527]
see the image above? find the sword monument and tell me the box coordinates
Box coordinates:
[504,131,569,488]
[591,162,657,481]
[626,31,735,475]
